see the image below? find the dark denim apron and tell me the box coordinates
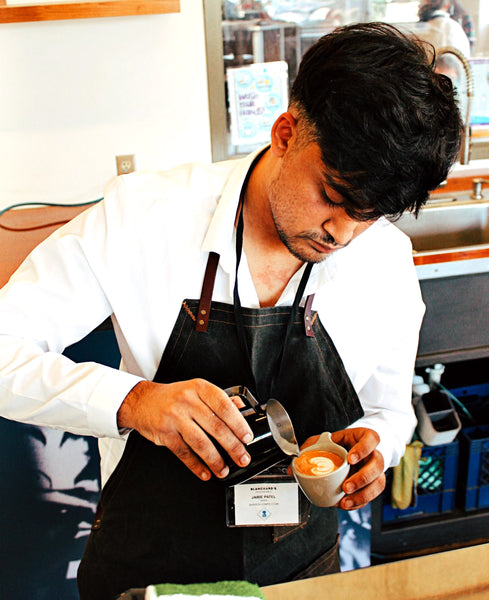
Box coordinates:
[78,204,364,600]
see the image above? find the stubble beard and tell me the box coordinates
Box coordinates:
[270,211,334,264]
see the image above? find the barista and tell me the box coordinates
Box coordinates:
[0,23,462,600]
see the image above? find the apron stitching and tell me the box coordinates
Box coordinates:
[174,325,198,371]
[182,300,196,321]
[203,318,304,328]
[167,308,195,366]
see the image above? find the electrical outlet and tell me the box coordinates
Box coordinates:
[116,154,135,175]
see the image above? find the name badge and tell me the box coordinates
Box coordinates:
[226,480,300,527]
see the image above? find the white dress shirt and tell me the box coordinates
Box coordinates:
[0,149,424,485]
[415,10,471,57]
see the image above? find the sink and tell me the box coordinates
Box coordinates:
[392,194,489,253]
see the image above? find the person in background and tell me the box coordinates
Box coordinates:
[0,23,462,600]
[416,0,471,56]
[451,0,476,49]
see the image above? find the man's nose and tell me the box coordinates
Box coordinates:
[321,215,357,247]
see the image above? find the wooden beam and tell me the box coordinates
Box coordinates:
[0,0,179,24]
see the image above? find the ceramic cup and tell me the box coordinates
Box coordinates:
[292,432,350,507]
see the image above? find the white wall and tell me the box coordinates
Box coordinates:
[0,0,212,209]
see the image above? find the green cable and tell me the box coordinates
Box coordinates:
[0,198,102,219]
[436,382,475,423]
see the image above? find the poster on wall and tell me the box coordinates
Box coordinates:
[470,57,489,125]
[338,506,371,572]
[0,419,101,599]
[0,327,119,600]
[227,60,289,147]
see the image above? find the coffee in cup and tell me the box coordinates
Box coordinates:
[294,450,344,476]
[292,432,350,507]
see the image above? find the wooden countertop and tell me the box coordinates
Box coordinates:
[0,204,91,289]
[263,542,489,600]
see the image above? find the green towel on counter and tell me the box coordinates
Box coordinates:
[146,580,266,600]
[391,440,423,510]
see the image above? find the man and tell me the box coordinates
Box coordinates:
[0,23,462,599]
[451,0,476,50]
[416,0,471,57]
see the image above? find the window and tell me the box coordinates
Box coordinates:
[204,1,435,160]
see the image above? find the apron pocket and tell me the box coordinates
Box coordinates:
[290,534,340,580]
[272,495,312,543]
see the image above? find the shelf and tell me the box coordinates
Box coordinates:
[370,496,489,563]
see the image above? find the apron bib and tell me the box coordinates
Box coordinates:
[78,255,363,599]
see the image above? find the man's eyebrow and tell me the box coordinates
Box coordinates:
[322,182,378,221]
[320,168,379,220]
[320,177,345,207]
[324,191,344,206]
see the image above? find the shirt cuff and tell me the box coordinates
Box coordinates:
[87,369,144,439]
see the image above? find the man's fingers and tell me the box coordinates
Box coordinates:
[120,379,255,480]
[169,415,252,481]
[339,469,386,510]
[343,449,384,492]
[339,448,385,510]
[331,427,380,465]
[328,428,386,511]
[197,407,252,474]
[202,384,254,445]
[164,433,217,481]
[229,394,246,410]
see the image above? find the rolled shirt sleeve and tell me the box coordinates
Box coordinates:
[0,334,142,438]
[0,190,143,439]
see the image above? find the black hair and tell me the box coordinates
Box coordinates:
[289,22,463,220]
[418,0,450,22]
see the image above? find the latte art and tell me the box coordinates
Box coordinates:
[294,450,344,477]
[307,456,336,476]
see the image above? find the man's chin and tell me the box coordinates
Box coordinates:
[287,244,335,264]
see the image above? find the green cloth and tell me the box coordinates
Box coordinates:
[391,440,423,510]
[151,581,265,599]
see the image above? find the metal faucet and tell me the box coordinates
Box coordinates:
[436,46,474,165]
[471,177,489,200]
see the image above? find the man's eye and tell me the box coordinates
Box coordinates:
[321,191,341,208]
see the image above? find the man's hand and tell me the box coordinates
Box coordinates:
[117,379,254,482]
[331,427,385,510]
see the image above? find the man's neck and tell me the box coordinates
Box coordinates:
[241,150,304,307]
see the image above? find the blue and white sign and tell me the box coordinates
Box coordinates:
[227,61,289,147]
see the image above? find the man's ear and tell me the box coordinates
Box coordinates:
[270,112,298,157]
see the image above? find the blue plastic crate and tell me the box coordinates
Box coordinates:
[459,424,489,511]
[382,440,459,522]
[449,383,489,427]
[448,383,489,510]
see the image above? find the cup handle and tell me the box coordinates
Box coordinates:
[317,431,334,445]
[305,431,334,452]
